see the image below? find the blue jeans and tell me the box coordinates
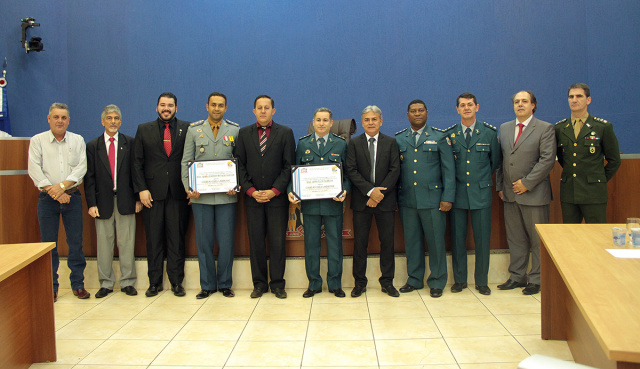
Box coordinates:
[37,191,86,292]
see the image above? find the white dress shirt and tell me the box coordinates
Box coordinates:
[28,130,87,189]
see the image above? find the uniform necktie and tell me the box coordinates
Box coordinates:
[211,124,219,139]
[108,137,116,189]
[164,122,172,156]
[465,127,472,146]
[259,126,267,156]
[412,131,418,145]
[514,123,524,145]
[573,118,583,139]
[318,137,325,152]
[369,137,376,182]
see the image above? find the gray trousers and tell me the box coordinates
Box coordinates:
[503,201,549,285]
[95,196,137,289]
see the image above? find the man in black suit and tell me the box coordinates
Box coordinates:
[235,95,295,299]
[85,104,142,298]
[346,105,401,298]
[133,92,190,297]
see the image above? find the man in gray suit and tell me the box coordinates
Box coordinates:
[496,91,556,295]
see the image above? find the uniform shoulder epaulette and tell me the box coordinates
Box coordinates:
[555,118,568,126]
[432,126,447,133]
[481,121,497,131]
[224,119,239,127]
[190,120,205,127]
[592,116,610,124]
[443,124,456,132]
[330,133,346,140]
[298,133,313,140]
[395,128,408,135]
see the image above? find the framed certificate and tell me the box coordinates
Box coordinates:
[291,163,343,201]
[187,159,239,194]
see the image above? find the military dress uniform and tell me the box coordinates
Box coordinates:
[555,115,620,223]
[289,133,350,292]
[396,125,455,290]
[447,121,500,288]
[181,118,240,292]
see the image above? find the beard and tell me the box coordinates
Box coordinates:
[158,110,176,122]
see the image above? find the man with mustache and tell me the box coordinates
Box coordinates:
[85,104,142,298]
[133,92,190,297]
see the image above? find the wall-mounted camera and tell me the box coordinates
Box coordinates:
[21,17,44,53]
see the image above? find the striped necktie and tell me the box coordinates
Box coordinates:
[259,126,267,156]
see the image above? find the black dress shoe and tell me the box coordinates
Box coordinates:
[522,283,540,295]
[196,290,215,299]
[381,285,400,297]
[302,289,322,298]
[220,288,235,298]
[145,284,163,297]
[475,285,491,295]
[250,288,266,298]
[121,286,138,296]
[430,288,443,298]
[399,284,418,293]
[272,287,287,299]
[329,288,346,298]
[171,284,186,297]
[95,287,113,298]
[53,291,58,302]
[497,279,527,290]
[451,282,468,293]
[351,285,366,298]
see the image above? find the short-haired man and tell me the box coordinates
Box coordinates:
[346,105,401,298]
[181,92,239,299]
[447,93,500,296]
[85,105,142,298]
[396,99,455,298]
[235,95,295,299]
[496,91,556,295]
[288,108,350,298]
[555,83,620,223]
[133,92,190,297]
[28,102,89,301]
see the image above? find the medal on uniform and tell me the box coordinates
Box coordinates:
[591,132,595,136]
[305,149,310,154]
[590,147,595,154]
[200,147,205,153]
[452,140,456,145]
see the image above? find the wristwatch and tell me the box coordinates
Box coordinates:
[59,183,66,191]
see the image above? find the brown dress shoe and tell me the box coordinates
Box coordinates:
[73,288,91,299]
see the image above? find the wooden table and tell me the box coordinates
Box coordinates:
[0,242,57,369]
[537,224,640,369]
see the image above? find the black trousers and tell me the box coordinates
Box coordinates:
[246,203,288,290]
[352,208,395,287]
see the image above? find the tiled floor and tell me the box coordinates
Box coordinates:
[31,283,573,369]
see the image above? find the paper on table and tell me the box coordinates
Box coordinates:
[606,249,640,258]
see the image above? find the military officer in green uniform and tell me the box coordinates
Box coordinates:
[181,92,240,299]
[447,93,500,296]
[396,99,455,298]
[288,108,350,298]
[555,83,620,223]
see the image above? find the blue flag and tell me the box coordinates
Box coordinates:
[0,60,10,135]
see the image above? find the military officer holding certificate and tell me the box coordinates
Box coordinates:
[288,108,350,298]
[181,92,239,299]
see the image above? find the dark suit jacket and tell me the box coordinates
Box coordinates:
[85,133,137,218]
[346,132,400,212]
[235,121,296,208]
[133,117,190,201]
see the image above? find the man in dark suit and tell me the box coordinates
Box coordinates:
[235,95,295,299]
[346,105,401,298]
[496,91,556,295]
[288,107,350,298]
[133,92,190,297]
[447,93,500,296]
[555,83,620,224]
[85,104,142,298]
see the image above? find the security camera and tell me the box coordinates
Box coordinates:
[21,17,44,53]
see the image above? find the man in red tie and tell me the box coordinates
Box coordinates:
[85,105,142,298]
[133,93,191,297]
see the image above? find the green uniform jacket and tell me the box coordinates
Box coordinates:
[180,119,240,205]
[396,125,455,209]
[555,115,620,204]
[448,121,500,210]
[288,133,351,216]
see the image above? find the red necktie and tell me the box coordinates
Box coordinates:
[164,123,172,156]
[514,123,524,145]
[108,137,116,188]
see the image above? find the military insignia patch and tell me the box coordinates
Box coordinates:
[305,149,310,154]
[451,133,456,138]
[590,147,595,154]
[197,129,202,132]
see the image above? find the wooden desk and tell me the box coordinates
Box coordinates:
[537,224,640,369]
[0,242,57,369]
